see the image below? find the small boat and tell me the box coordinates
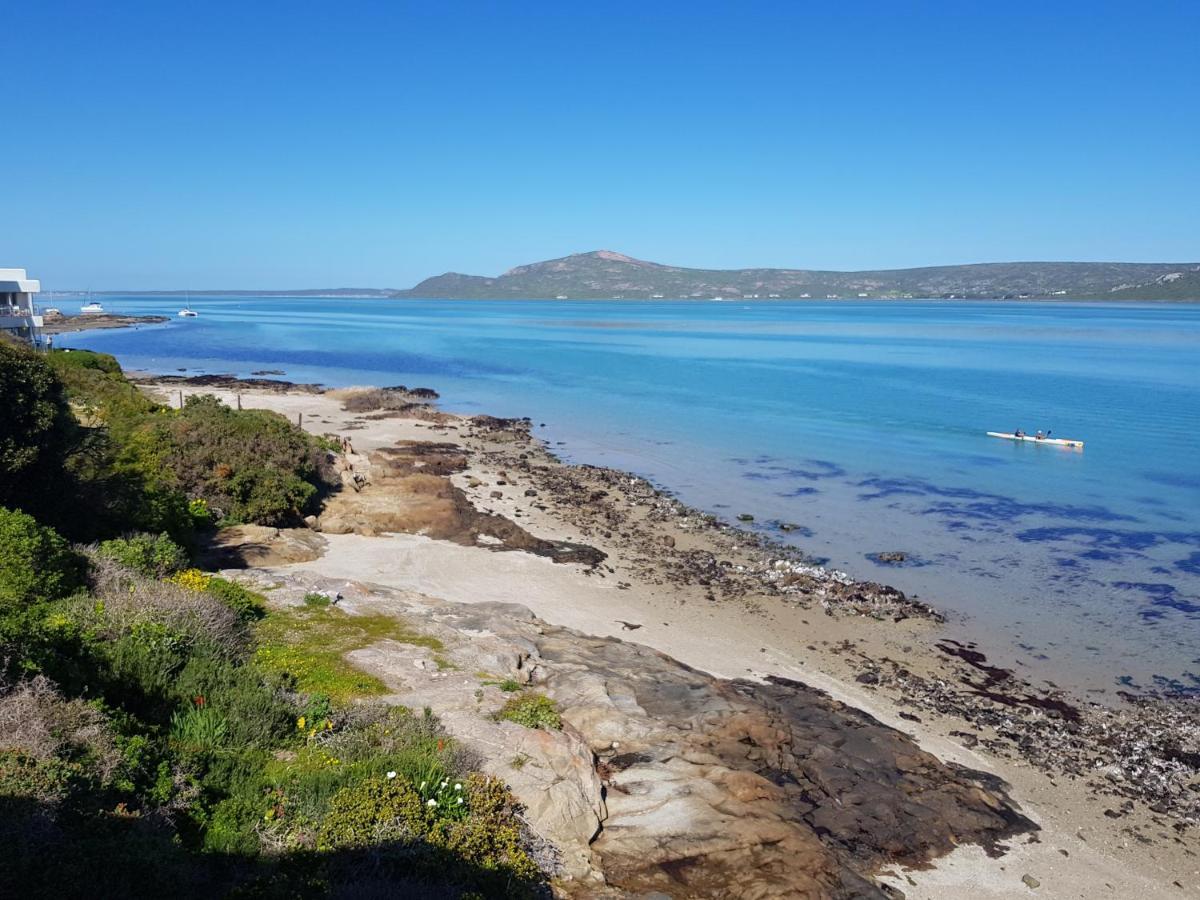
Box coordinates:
[987,431,1084,448]
[178,306,199,317]
[80,300,105,314]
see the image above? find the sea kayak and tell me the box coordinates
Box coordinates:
[987,432,1084,448]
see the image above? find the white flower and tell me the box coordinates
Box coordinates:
[453,783,462,791]
[456,797,464,805]
[426,799,437,807]
[386,771,397,780]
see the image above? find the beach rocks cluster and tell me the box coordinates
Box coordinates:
[466,421,942,621]
[846,642,1200,830]
[314,440,606,566]
[139,373,327,393]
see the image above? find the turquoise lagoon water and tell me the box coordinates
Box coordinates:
[57,297,1200,695]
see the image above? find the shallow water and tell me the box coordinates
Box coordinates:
[57,297,1200,694]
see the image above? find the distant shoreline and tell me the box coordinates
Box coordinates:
[41,311,169,334]
[42,292,1200,303]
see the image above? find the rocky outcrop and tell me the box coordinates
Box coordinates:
[255,577,1033,897]
[316,443,605,565]
[200,525,327,568]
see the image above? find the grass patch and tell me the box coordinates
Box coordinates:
[303,591,332,608]
[478,675,523,692]
[495,693,561,731]
[255,605,444,703]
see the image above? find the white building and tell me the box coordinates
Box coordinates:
[0,268,43,344]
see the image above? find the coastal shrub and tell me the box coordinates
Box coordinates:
[314,433,344,454]
[169,703,229,753]
[156,394,330,526]
[0,508,85,613]
[44,348,122,375]
[171,653,294,751]
[495,693,561,731]
[47,349,163,443]
[59,427,194,544]
[97,532,189,578]
[303,591,332,608]
[86,556,248,658]
[0,674,120,780]
[204,576,266,623]
[187,497,214,527]
[317,773,540,896]
[0,342,76,510]
[317,775,426,849]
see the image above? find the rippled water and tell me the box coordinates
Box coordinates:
[58,297,1200,694]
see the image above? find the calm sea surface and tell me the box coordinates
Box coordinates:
[57,297,1200,695]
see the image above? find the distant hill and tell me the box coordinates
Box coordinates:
[396,250,1200,300]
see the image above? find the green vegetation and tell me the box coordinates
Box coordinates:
[496,693,562,731]
[256,604,443,703]
[0,343,75,511]
[0,507,85,612]
[303,591,332,607]
[481,675,524,692]
[24,345,334,542]
[0,342,546,897]
[97,531,188,577]
[204,575,266,623]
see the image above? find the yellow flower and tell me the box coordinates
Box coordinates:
[170,569,212,592]
[297,716,306,731]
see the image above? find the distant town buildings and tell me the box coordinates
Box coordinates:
[0,268,43,345]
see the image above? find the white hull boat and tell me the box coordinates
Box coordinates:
[987,431,1083,449]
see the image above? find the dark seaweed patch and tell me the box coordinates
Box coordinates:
[1013,527,1163,559]
[1143,470,1200,491]
[857,476,1137,526]
[1176,552,1200,576]
[1112,581,1200,622]
[777,486,819,497]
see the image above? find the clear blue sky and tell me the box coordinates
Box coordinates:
[3,0,1198,289]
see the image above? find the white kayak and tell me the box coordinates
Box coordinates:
[987,431,1084,448]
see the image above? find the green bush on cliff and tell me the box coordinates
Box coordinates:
[317,773,539,897]
[204,576,266,623]
[97,532,189,578]
[0,341,76,513]
[43,351,332,531]
[0,508,85,613]
[145,394,328,526]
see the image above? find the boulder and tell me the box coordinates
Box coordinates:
[199,525,327,568]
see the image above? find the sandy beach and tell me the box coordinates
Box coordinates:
[138,375,1199,898]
